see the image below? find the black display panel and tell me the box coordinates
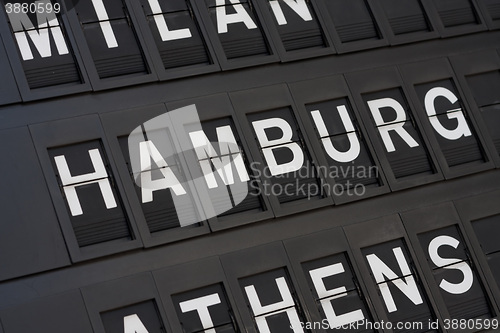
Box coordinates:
[239,268,307,333]
[206,0,270,59]
[289,75,390,202]
[477,0,500,30]
[320,0,380,43]
[193,117,265,217]
[247,108,324,204]
[172,284,237,332]
[418,226,493,320]
[0,127,70,281]
[472,214,500,289]
[433,0,480,28]
[164,93,273,231]
[154,256,243,332]
[72,0,148,78]
[361,88,435,179]
[118,125,202,234]
[378,0,431,35]
[302,254,375,332]
[101,300,167,333]
[49,140,132,247]
[481,0,500,23]
[0,291,93,333]
[2,0,82,89]
[414,79,486,168]
[306,98,381,190]
[139,0,212,69]
[0,34,20,104]
[262,0,325,51]
[362,239,435,332]
[82,273,170,333]
[466,70,500,156]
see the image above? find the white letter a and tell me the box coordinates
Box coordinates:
[216,0,257,33]
[124,314,149,333]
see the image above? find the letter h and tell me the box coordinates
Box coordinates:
[54,149,117,216]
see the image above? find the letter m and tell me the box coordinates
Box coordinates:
[189,126,250,189]
[7,0,69,60]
